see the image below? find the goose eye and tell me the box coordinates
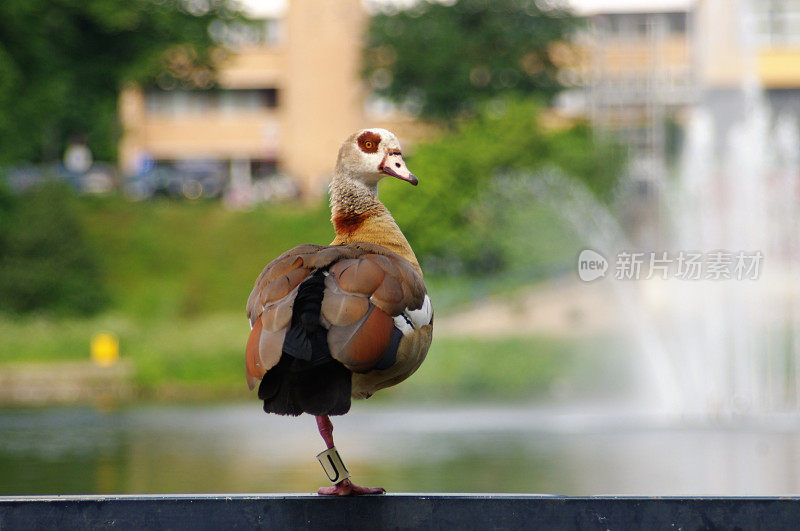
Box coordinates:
[357,131,381,153]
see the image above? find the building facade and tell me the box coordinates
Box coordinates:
[119,0,800,202]
[563,1,694,186]
[566,0,800,181]
[696,0,800,136]
[119,0,366,200]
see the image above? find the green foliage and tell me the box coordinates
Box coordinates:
[0,0,244,163]
[0,184,107,315]
[364,0,578,122]
[74,196,333,320]
[0,308,606,400]
[394,335,576,400]
[0,194,625,400]
[382,100,624,274]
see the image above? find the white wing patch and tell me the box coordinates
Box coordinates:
[407,294,433,328]
[392,294,432,336]
[393,314,413,335]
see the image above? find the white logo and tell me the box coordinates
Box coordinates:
[578,249,608,282]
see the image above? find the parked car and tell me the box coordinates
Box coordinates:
[123,161,227,200]
[1,163,117,195]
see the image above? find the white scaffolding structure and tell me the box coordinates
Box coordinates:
[584,10,697,187]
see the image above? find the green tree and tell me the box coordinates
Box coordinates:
[0,0,244,164]
[382,100,624,274]
[0,183,107,315]
[363,0,578,123]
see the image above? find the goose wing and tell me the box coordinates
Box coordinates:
[245,243,428,389]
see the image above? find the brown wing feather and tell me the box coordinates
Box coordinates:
[245,243,428,385]
[326,305,395,372]
[371,271,404,311]
[265,267,310,303]
[245,318,264,390]
[332,258,385,295]
[259,292,294,332]
[256,326,286,384]
[320,277,370,327]
[364,253,400,279]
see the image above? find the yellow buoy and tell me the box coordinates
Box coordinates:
[91,332,119,367]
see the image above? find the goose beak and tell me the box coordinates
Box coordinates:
[379,153,418,186]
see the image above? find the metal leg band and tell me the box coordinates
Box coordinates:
[316,446,351,485]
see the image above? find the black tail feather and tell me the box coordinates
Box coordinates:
[260,269,352,416]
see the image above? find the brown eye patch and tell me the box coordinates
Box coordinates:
[357,131,381,154]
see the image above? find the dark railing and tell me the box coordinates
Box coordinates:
[2,494,800,530]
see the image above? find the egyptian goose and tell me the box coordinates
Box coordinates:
[245,128,433,495]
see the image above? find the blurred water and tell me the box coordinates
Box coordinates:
[657,96,800,417]
[1,403,799,496]
[650,1,800,417]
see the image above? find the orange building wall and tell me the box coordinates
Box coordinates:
[118,0,366,197]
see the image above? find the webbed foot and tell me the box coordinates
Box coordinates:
[317,479,385,496]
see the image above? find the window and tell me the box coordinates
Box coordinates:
[753,0,800,44]
[252,159,279,180]
[667,12,687,34]
[145,89,279,116]
[209,18,283,48]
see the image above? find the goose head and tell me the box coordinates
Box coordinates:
[335,128,417,187]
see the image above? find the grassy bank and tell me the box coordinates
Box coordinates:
[72,194,579,318]
[0,194,591,403]
[0,310,613,402]
[75,196,333,320]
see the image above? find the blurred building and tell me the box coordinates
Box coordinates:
[561,0,800,245]
[695,0,800,135]
[564,0,800,179]
[560,0,694,246]
[563,0,694,187]
[119,0,366,201]
[119,0,800,202]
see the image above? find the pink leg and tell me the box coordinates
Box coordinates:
[314,415,385,496]
[316,415,335,449]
